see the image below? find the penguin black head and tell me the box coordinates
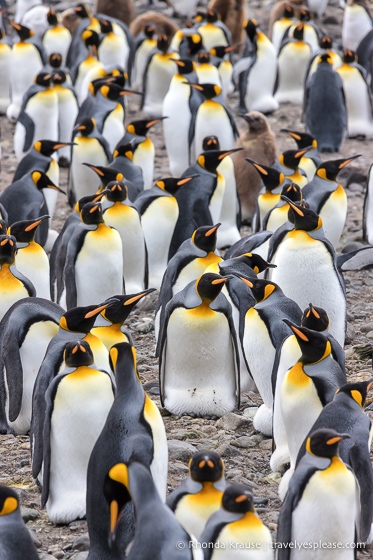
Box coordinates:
[75,190,109,213]
[316,155,360,181]
[34,72,52,87]
[222,485,255,514]
[157,34,169,53]
[75,3,91,19]
[206,9,219,23]
[155,176,194,195]
[210,44,238,59]
[100,84,140,102]
[113,143,135,161]
[144,25,155,38]
[282,129,317,150]
[47,8,58,26]
[99,19,113,34]
[196,273,228,302]
[186,33,203,56]
[246,159,285,192]
[82,164,124,188]
[64,340,94,367]
[82,29,99,54]
[239,277,277,302]
[192,224,220,252]
[52,70,68,85]
[193,11,206,24]
[73,117,96,136]
[299,8,312,21]
[283,4,294,17]
[301,304,329,331]
[343,49,357,63]
[198,148,243,173]
[34,140,73,157]
[48,52,63,68]
[187,82,222,100]
[0,485,20,517]
[335,379,373,408]
[105,181,128,202]
[109,342,140,384]
[283,198,321,231]
[31,171,66,194]
[279,149,308,170]
[126,118,164,137]
[319,36,333,49]
[170,57,195,75]
[9,21,34,41]
[196,51,211,64]
[306,428,349,458]
[283,320,331,364]
[189,450,224,483]
[80,202,104,225]
[280,183,302,203]
[104,463,132,548]
[8,215,50,243]
[60,302,112,333]
[0,235,17,265]
[317,52,332,65]
[202,136,220,151]
[292,22,305,41]
[243,19,259,42]
[237,253,276,275]
[102,290,156,324]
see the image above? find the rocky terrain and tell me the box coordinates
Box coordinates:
[0,0,373,558]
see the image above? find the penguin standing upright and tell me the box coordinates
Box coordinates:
[0,484,40,559]
[68,117,111,206]
[282,129,321,181]
[188,83,238,159]
[234,19,279,114]
[132,24,157,90]
[42,9,71,65]
[109,143,144,193]
[277,429,359,560]
[271,4,297,52]
[275,23,313,105]
[86,342,168,560]
[268,199,347,346]
[342,0,373,51]
[210,45,236,100]
[304,53,347,153]
[162,57,201,176]
[7,21,45,122]
[0,29,11,114]
[167,450,226,539]
[101,180,147,294]
[98,18,130,71]
[135,177,194,289]
[336,50,373,138]
[200,484,274,560]
[141,35,179,118]
[197,9,231,51]
[158,273,239,417]
[61,202,123,309]
[195,51,222,87]
[41,340,114,524]
[13,72,59,162]
[0,297,62,435]
[52,71,79,167]
[72,29,102,101]
[9,216,51,299]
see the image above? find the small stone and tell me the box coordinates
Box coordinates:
[39,555,56,560]
[167,440,197,462]
[345,323,355,344]
[264,472,282,484]
[226,468,243,479]
[21,507,40,522]
[214,443,242,457]
[215,413,252,431]
[69,520,87,531]
[72,534,90,551]
[20,459,30,467]
[243,407,258,420]
[52,552,64,559]
[70,553,89,560]
[360,323,373,333]
[259,439,273,450]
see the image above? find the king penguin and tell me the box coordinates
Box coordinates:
[268,199,347,346]
[41,340,114,524]
[200,484,274,560]
[0,29,11,115]
[42,8,71,66]
[0,484,40,559]
[132,24,157,90]
[277,429,359,560]
[51,70,79,167]
[86,341,168,559]
[158,273,239,417]
[167,450,226,539]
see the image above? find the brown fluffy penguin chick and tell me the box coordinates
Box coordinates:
[231,112,278,223]
[130,12,178,41]
[269,0,304,38]
[208,0,246,44]
[94,0,135,26]
[60,8,82,35]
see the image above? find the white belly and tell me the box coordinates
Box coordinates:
[43,28,71,66]
[55,87,79,164]
[10,44,43,113]
[194,102,235,160]
[275,43,312,105]
[216,157,240,248]
[143,54,178,118]
[102,105,125,154]
[338,66,373,137]
[245,40,278,113]
[0,44,11,113]
[163,307,236,416]
[133,140,154,191]
[70,139,108,200]
[15,246,50,299]
[343,6,372,51]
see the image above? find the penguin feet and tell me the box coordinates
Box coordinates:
[278,466,295,501]
[253,404,273,437]
[270,446,291,473]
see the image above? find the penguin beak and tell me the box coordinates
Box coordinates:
[205,223,221,236]
[283,319,309,341]
[338,155,361,169]
[124,289,156,305]
[239,276,254,288]
[84,303,110,318]
[108,500,121,548]
[146,117,167,128]
[326,434,350,444]
[24,215,50,231]
[119,89,143,96]
[73,124,86,134]
[218,148,243,160]
[83,163,105,176]
[245,159,269,175]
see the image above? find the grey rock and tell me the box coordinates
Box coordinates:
[70,554,89,560]
[167,440,197,461]
[21,507,40,522]
[214,443,242,457]
[72,534,90,551]
[215,413,252,431]
[361,323,373,333]
[39,555,57,560]
[231,435,261,449]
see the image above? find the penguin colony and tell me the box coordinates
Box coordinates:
[1,0,373,559]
